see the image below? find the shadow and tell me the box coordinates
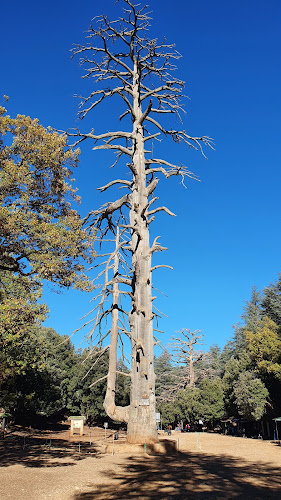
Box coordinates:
[72,449,281,499]
[0,433,101,468]
[147,439,177,455]
[271,440,281,447]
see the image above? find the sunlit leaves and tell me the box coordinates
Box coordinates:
[245,316,281,379]
[0,105,94,290]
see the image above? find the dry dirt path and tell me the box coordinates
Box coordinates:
[1,428,281,499]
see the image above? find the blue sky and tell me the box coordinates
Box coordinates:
[2,0,281,353]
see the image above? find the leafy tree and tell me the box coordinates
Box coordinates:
[0,103,95,405]
[220,284,281,420]
[37,327,78,414]
[0,272,47,382]
[222,352,252,416]
[157,400,181,427]
[61,345,109,421]
[70,0,211,444]
[197,378,224,424]
[0,326,76,419]
[0,105,94,290]
[245,316,281,380]
[233,371,269,421]
[175,387,201,423]
[0,326,111,423]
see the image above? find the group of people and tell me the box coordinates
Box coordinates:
[166,419,204,434]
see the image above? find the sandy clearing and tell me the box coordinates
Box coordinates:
[1,427,281,499]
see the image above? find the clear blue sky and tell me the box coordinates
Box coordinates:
[2,0,281,353]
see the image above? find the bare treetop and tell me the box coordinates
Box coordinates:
[70,0,212,182]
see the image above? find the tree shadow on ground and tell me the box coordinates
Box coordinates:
[0,434,101,468]
[73,449,281,500]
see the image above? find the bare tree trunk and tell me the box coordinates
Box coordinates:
[189,347,195,387]
[126,64,157,443]
[104,227,129,423]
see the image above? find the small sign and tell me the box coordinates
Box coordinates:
[155,412,161,422]
[139,398,150,406]
[68,416,85,437]
[104,422,108,428]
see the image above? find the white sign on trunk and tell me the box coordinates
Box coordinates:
[139,398,150,406]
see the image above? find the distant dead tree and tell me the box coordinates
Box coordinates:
[70,0,212,444]
[172,329,204,387]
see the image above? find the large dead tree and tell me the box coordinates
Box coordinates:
[70,0,212,444]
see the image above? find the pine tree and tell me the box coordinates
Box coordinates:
[262,274,281,328]
[242,286,262,333]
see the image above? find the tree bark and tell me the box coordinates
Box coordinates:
[126,63,157,443]
[189,347,195,387]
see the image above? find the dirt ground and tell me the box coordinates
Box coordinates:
[1,424,281,499]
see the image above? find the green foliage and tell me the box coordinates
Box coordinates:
[195,345,225,383]
[219,285,280,420]
[197,378,224,423]
[157,400,181,427]
[0,271,47,382]
[0,105,97,419]
[175,387,201,423]
[222,351,252,416]
[233,371,269,420]
[245,316,281,379]
[155,351,178,398]
[225,324,248,359]
[225,288,263,360]
[207,345,224,378]
[0,105,94,290]
[242,286,262,333]
[0,326,74,418]
[65,346,109,420]
[159,379,224,424]
[262,274,281,328]
[169,379,224,425]
[115,359,130,407]
[0,325,112,423]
